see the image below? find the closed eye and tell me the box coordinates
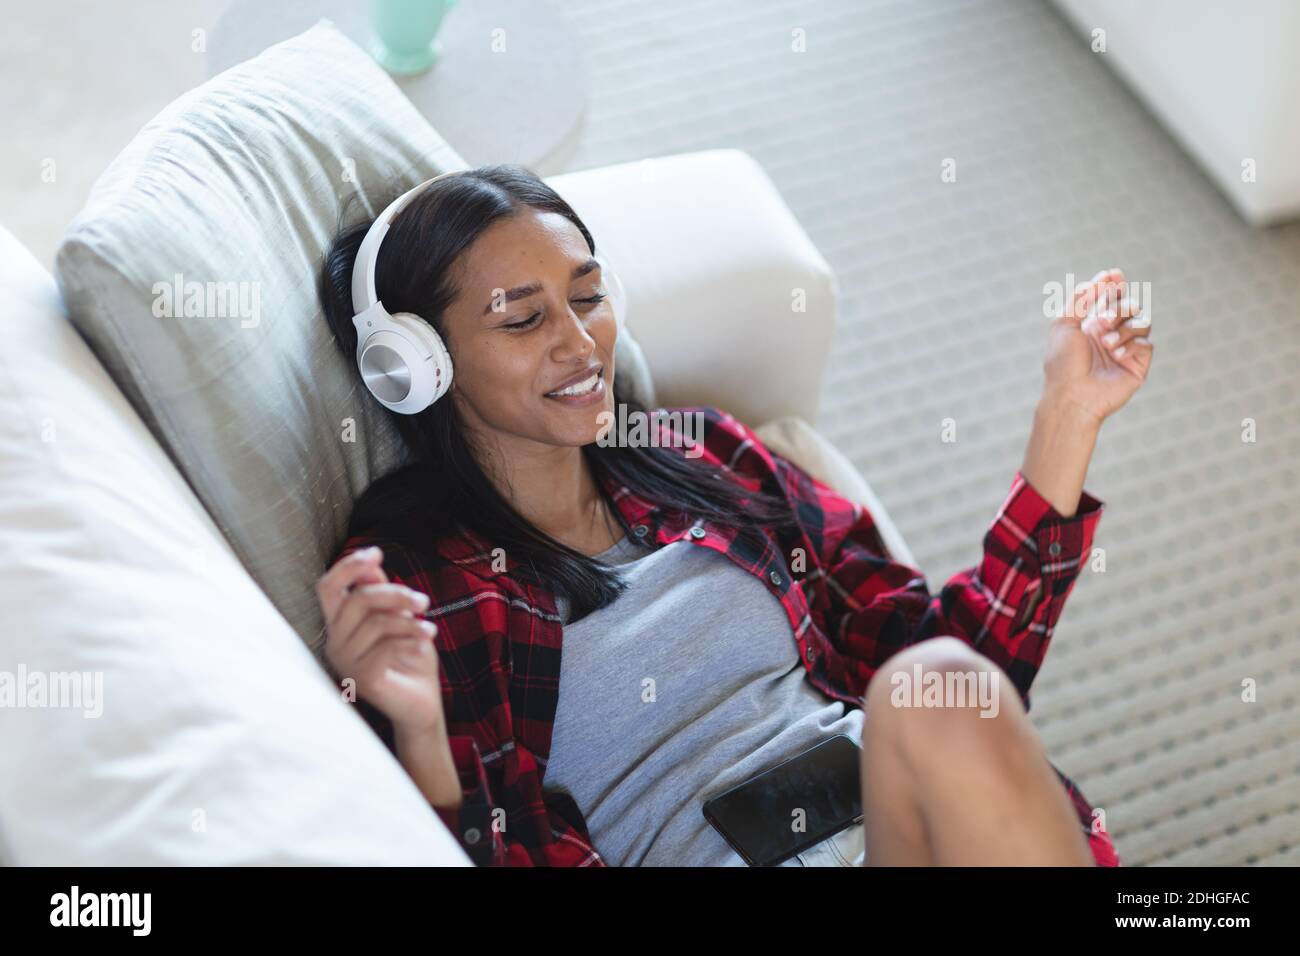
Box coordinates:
[503,313,541,331]
[502,293,608,331]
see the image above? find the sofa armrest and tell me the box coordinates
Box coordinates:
[754,416,919,570]
[546,149,838,426]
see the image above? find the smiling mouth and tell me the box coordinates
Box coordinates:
[545,368,603,398]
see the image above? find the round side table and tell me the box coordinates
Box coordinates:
[206,0,588,173]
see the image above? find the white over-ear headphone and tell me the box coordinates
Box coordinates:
[350,170,627,415]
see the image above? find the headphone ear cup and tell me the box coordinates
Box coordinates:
[357,311,453,414]
[388,311,454,406]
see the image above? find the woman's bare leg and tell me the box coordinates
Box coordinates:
[859,637,1095,866]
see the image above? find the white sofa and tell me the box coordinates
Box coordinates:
[0,58,914,869]
[1052,0,1300,225]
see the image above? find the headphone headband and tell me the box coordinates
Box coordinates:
[351,170,462,316]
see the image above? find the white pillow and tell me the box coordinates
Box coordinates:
[0,224,468,865]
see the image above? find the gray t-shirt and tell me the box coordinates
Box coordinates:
[545,530,864,866]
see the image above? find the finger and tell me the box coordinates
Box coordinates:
[1109,271,1127,303]
[1113,335,1153,378]
[317,547,388,623]
[349,614,437,674]
[1129,335,1153,362]
[1091,285,1144,334]
[1116,340,1151,380]
[1075,268,1124,299]
[355,620,439,677]
[1096,294,1146,333]
[1070,279,1103,320]
[1098,315,1151,351]
[1115,295,1147,323]
[1101,271,1128,319]
[379,633,437,671]
[1081,290,1117,335]
[1071,268,1125,321]
[332,583,432,652]
[333,584,432,652]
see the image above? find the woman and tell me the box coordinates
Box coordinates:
[315,165,1152,866]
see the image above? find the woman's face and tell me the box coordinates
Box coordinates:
[438,207,618,451]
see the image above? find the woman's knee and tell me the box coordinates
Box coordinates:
[864,636,993,710]
[862,636,1024,753]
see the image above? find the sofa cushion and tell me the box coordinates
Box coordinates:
[0,223,469,864]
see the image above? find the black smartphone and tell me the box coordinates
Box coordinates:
[702,733,863,866]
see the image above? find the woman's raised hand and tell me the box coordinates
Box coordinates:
[317,546,446,734]
[1042,267,1155,427]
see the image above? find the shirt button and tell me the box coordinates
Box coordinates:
[1048,541,1062,556]
[463,827,482,845]
[769,570,782,586]
[633,524,648,537]
[689,526,706,539]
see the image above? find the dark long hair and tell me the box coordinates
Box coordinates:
[319,164,799,621]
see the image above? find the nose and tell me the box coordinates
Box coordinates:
[549,301,597,363]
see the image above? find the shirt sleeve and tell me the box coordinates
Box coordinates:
[331,538,598,867]
[812,467,1103,711]
[433,735,508,867]
[689,406,1102,709]
[431,735,605,866]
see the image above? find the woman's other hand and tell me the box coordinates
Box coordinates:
[1042,267,1154,428]
[317,546,445,735]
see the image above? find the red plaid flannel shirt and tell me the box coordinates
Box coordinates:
[335,405,1119,866]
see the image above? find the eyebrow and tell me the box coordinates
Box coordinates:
[481,257,601,315]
